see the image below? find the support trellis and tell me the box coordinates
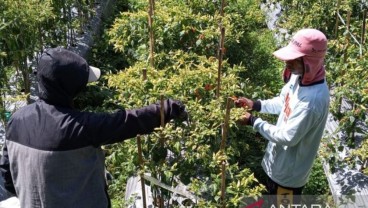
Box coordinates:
[217,2,229,205]
[136,68,149,208]
[334,0,341,38]
[217,26,226,99]
[136,135,147,208]
[362,9,367,45]
[216,0,226,98]
[128,0,257,206]
[220,97,232,208]
[148,0,155,69]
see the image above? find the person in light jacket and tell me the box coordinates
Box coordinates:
[0,47,187,208]
[236,29,330,204]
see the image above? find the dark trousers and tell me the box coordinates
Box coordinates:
[265,177,304,206]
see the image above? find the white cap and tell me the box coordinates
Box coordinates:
[88,66,101,82]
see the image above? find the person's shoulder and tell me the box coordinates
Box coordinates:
[14,103,34,112]
[11,101,40,119]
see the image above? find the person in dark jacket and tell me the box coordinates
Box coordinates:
[0,47,187,208]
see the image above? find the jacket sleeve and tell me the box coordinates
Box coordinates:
[86,100,180,146]
[0,143,17,196]
[253,106,319,146]
[259,84,288,115]
[259,96,284,115]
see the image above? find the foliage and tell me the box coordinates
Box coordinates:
[75,0,132,109]
[108,0,283,90]
[0,0,53,100]
[267,0,337,35]
[4,0,360,206]
[0,0,104,124]
[303,157,330,195]
[352,138,368,175]
[104,141,138,207]
[102,49,273,207]
[103,0,339,206]
[0,65,10,124]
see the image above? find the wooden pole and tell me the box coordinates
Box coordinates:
[138,68,148,207]
[137,135,147,208]
[143,68,147,80]
[220,97,232,208]
[160,95,165,128]
[334,0,341,38]
[148,0,155,68]
[220,97,232,150]
[338,11,351,113]
[216,0,226,98]
[159,94,166,146]
[217,26,225,98]
[220,0,225,17]
[158,94,165,208]
[362,9,367,45]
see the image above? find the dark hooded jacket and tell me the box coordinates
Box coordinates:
[0,48,184,208]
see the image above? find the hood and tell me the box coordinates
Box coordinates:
[37,48,91,107]
[301,56,325,85]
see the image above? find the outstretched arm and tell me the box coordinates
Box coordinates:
[87,99,186,146]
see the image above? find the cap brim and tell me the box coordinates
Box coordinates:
[88,66,101,82]
[273,46,306,61]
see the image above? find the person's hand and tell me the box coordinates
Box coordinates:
[165,99,188,121]
[234,97,254,109]
[237,112,252,126]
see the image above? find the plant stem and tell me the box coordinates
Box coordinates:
[217,26,225,98]
[143,68,147,80]
[137,135,147,208]
[362,9,367,45]
[148,0,155,68]
[220,97,232,208]
[334,0,341,38]
[217,0,226,98]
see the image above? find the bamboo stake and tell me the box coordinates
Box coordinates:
[220,0,225,17]
[344,11,351,56]
[160,95,165,128]
[362,9,367,45]
[338,11,351,113]
[148,0,155,68]
[137,135,147,208]
[140,67,157,206]
[149,95,166,207]
[159,94,165,148]
[217,26,225,98]
[220,97,232,150]
[152,0,155,13]
[344,11,357,142]
[158,94,165,208]
[143,68,147,80]
[137,68,149,208]
[220,97,232,208]
[349,104,357,142]
[216,0,226,98]
[334,0,341,38]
